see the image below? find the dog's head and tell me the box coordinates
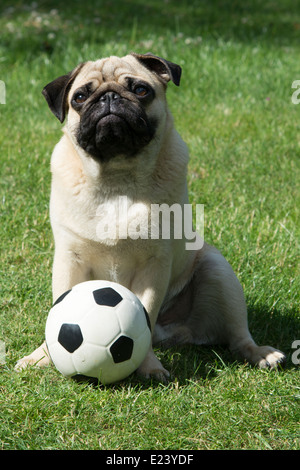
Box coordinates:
[42,53,181,162]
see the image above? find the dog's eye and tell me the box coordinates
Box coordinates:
[134,86,149,97]
[74,92,87,104]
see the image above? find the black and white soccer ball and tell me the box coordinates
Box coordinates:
[45,280,151,384]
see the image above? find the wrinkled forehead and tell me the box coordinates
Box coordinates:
[71,55,157,91]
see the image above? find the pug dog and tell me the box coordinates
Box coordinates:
[16,53,285,380]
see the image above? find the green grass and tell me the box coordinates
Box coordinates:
[0,0,299,450]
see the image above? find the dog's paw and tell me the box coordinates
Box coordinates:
[234,340,286,370]
[15,344,50,371]
[258,348,286,369]
[15,356,32,371]
[137,349,170,383]
[137,365,170,383]
[256,346,286,369]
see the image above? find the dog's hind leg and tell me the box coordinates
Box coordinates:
[156,244,286,369]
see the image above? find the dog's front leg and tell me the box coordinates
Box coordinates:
[51,243,92,302]
[131,267,171,382]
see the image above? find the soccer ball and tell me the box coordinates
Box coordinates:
[45,280,151,384]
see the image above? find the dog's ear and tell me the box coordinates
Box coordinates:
[131,52,181,86]
[42,63,85,122]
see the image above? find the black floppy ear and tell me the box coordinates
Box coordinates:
[131,52,181,86]
[42,63,85,122]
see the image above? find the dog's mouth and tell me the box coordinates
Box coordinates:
[95,113,127,139]
[75,90,156,162]
[97,114,124,126]
[97,113,148,130]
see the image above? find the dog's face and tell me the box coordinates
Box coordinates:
[42,53,181,162]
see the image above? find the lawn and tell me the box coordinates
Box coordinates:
[0,0,299,451]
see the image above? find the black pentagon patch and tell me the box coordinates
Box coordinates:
[52,289,72,307]
[110,336,134,363]
[58,323,83,353]
[93,287,123,307]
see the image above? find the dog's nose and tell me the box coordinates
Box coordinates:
[99,91,121,103]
